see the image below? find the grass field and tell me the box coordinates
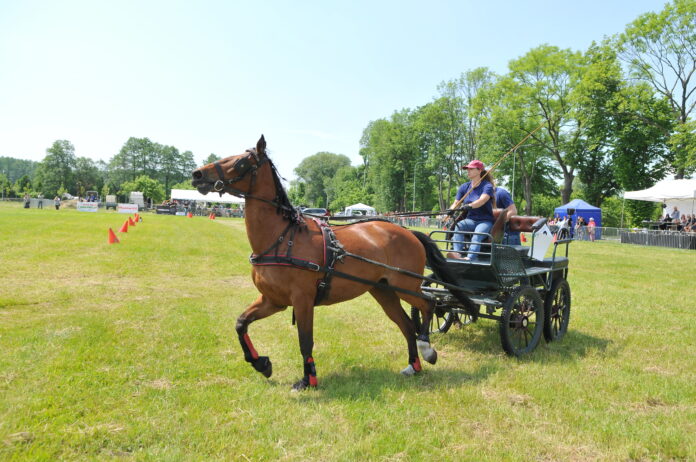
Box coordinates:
[1,202,695,461]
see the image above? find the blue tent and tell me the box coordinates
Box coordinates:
[554,199,602,239]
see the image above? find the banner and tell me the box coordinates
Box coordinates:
[76,202,98,212]
[117,203,139,214]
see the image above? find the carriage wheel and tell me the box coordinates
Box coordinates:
[499,286,544,357]
[410,274,454,334]
[543,277,571,342]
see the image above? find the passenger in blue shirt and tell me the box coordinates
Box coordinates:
[495,187,520,245]
[448,160,496,261]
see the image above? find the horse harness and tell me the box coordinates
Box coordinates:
[211,147,439,306]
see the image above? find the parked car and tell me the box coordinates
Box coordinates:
[302,208,330,220]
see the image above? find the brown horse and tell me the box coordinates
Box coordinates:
[192,135,470,390]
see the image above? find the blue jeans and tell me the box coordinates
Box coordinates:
[453,218,493,260]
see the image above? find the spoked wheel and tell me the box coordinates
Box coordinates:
[411,274,454,334]
[499,286,544,357]
[544,277,571,342]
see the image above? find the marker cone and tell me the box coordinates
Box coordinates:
[119,220,129,233]
[108,228,120,244]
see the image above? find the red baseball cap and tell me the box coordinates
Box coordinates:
[463,160,485,170]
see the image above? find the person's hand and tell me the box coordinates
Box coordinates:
[461,204,473,211]
[446,209,455,217]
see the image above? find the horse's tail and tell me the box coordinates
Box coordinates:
[411,230,478,320]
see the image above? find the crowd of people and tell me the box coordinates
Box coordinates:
[658,206,696,232]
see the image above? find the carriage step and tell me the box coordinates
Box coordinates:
[525,266,551,276]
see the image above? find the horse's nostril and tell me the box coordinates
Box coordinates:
[192,170,203,180]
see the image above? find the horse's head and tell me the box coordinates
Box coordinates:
[191,135,268,196]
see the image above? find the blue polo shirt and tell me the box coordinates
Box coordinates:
[496,187,520,238]
[455,180,495,222]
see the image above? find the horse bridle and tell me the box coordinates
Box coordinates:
[211,148,268,197]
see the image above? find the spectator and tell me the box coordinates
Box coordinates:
[670,206,680,220]
[23,193,30,208]
[587,217,596,242]
[53,195,61,210]
[37,193,43,209]
[575,217,585,241]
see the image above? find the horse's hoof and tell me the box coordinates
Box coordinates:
[417,340,438,365]
[400,364,419,376]
[291,377,313,392]
[252,356,273,378]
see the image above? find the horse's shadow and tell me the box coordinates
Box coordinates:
[283,324,611,401]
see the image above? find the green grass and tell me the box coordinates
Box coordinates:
[1,202,695,461]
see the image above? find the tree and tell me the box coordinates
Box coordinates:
[203,153,221,165]
[109,137,158,184]
[294,152,351,207]
[119,175,165,204]
[35,140,77,196]
[508,45,585,204]
[74,157,101,196]
[618,0,696,177]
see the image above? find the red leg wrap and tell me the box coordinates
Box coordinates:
[243,333,259,360]
[412,358,422,372]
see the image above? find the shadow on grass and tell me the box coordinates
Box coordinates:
[433,321,612,363]
[308,362,501,401]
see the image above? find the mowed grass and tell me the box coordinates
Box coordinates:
[1,202,695,461]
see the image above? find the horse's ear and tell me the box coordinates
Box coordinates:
[256,135,266,156]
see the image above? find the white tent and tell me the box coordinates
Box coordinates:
[170,189,245,205]
[624,179,696,215]
[343,203,377,216]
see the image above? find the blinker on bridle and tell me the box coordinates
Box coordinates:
[212,148,267,196]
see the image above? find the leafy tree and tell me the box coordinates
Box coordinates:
[169,179,196,191]
[74,157,101,195]
[0,157,38,184]
[0,173,12,198]
[294,152,351,207]
[203,153,221,165]
[35,140,77,196]
[508,45,585,204]
[327,165,374,212]
[617,0,696,177]
[119,175,165,204]
[109,137,158,184]
[14,175,32,194]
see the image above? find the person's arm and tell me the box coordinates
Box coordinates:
[504,202,517,216]
[468,193,491,209]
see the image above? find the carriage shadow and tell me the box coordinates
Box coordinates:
[433,321,612,363]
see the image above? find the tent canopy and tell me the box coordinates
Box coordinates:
[343,203,376,215]
[554,199,602,227]
[170,189,245,205]
[624,179,696,215]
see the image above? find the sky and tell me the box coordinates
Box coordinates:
[0,0,669,180]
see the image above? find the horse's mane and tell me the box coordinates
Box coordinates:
[265,154,304,226]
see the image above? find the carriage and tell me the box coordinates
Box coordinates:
[410,217,572,357]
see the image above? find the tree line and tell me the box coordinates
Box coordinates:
[2,1,693,226]
[0,138,221,204]
[289,0,695,226]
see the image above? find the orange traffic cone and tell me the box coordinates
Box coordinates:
[119,220,129,233]
[108,228,120,244]
[187,212,193,218]
[521,233,527,243]
[128,217,136,227]
[209,213,216,220]
[134,213,139,221]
